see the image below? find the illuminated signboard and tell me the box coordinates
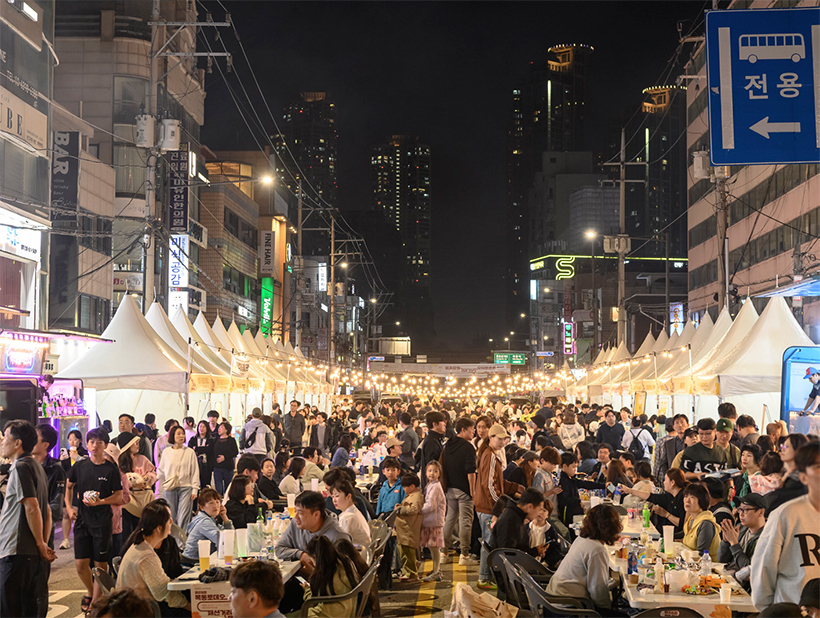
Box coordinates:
[168,234,189,289]
[260,277,274,335]
[0,334,47,375]
[530,254,688,279]
[493,352,527,365]
[318,263,327,292]
[670,302,684,336]
[563,322,575,355]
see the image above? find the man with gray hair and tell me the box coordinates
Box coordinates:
[240,407,273,463]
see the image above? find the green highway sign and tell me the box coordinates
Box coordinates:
[493,352,527,365]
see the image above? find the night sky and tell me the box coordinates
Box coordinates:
[201,0,706,351]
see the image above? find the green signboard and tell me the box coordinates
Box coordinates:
[260,277,274,335]
[493,352,527,365]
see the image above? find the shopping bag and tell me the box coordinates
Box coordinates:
[446,582,518,618]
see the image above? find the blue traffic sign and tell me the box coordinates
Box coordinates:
[706,8,820,165]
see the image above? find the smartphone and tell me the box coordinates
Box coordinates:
[295,576,308,586]
[607,483,617,493]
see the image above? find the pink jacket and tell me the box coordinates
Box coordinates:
[421,480,446,528]
[112,471,131,535]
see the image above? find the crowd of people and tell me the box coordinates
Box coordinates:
[0,395,818,618]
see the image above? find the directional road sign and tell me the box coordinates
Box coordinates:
[706,7,820,165]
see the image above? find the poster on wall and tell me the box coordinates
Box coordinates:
[633,392,647,417]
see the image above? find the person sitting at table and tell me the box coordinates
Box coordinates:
[257,457,283,500]
[330,435,353,468]
[528,500,565,570]
[182,487,233,563]
[556,452,606,527]
[228,560,286,618]
[279,456,306,496]
[331,480,371,547]
[323,468,373,520]
[275,490,352,563]
[303,535,360,618]
[704,477,735,526]
[622,461,652,508]
[489,488,548,556]
[606,459,633,492]
[117,501,190,616]
[272,451,290,488]
[89,589,154,618]
[545,504,623,614]
[681,483,721,556]
[620,467,688,538]
[225,474,259,529]
[717,492,766,591]
[576,441,598,475]
[302,447,327,489]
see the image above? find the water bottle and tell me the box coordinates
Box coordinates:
[700,551,712,576]
[627,543,638,575]
[613,488,621,505]
[642,502,651,528]
[654,557,665,593]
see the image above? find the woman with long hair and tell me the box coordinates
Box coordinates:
[272,451,290,487]
[331,435,353,468]
[278,456,306,495]
[117,501,190,615]
[212,421,239,496]
[157,425,199,530]
[188,420,214,488]
[304,535,360,618]
[473,416,492,449]
[620,468,688,537]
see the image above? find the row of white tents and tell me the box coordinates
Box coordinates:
[568,296,814,425]
[56,295,333,431]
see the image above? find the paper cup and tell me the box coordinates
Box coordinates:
[590,496,602,508]
[236,528,248,558]
[720,584,732,603]
[663,526,674,557]
[198,540,210,571]
[311,478,319,492]
[221,529,235,565]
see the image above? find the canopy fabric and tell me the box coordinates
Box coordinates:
[693,300,759,379]
[629,329,670,385]
[700,297,815,396]
[57,295,187,392]
[658,313,714,383]
[194,313,232,365]
[633,331,656,358]
[670,309,733,394]
[170,307,232,375]
[146,303,226,376]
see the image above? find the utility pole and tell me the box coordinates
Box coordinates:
[665,231,670,329]
[342,257,349,369]
[617,128,627,345]
[716,172,730,310]
[328,213,336,370]
[793,242,804,327]
[295,179,303,349]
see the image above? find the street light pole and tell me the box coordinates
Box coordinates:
[586,230,598,360]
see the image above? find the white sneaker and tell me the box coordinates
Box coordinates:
[59,539,69,550]
[459,554,479,566]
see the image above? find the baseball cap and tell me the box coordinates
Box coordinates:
[738,493,767,510]
[488,424,509,439]
[805,367,819,379]
[716,418,733,433]
[385,437,404,449]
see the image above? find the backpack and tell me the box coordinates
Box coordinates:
[240,427,258,450]
[628,429,648,460]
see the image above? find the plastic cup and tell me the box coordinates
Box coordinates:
[311,478,319,492]
[720,584,732,603]
[663,526,675,557]
[287,493,296,518]
[236,528,248,558]
[222,529,235,566]
[198,540,210,571]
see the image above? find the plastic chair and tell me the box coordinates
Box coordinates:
[111,556,122,577]
[171,523,187,547]
[490,550,554,607]
[148,599,161,618]
[300,561,379,618]
[91,567,116,596]
[510,561,602,618]
[379,508,398,527]
[633,609,706,618]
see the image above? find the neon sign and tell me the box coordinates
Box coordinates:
[555,256,576,280]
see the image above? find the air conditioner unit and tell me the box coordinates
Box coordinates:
[692,151,710,180]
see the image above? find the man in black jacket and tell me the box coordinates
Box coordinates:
[398,412,419,469]
[441,418,477,565]
[595,409,625,453]
[417,411,447,487]
[489,488,547,556]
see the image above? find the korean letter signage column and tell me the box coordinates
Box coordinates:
[51,131,80,219]
[168,143,189,233]
[259,231,274,275]
[169,234,189,289]
[563,322,575,355]
[706,8,820,165]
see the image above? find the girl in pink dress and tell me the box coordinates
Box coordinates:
[420,460,446,582]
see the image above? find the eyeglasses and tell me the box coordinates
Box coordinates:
[737,507,761,513]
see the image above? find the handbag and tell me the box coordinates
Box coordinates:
[124,488,155,518]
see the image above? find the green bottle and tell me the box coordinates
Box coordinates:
[257,507,264,524]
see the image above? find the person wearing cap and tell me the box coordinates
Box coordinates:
[441,417,478,566]
[718,492,766,591]
[716,418,742,469]
[802,367,820,415]
[475,424,525,590]
[377,437,409,486]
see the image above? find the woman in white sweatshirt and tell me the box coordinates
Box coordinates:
[157,425,199,530]
[558,410,586,453]
[545,504,623,612]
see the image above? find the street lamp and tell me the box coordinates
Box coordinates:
[520,313,526,318]
[586,230,598,355]
[261,175,273,185]
[543,287,550,293]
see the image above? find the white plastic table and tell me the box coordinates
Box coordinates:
[168,554,300,591]
[619,515,661,539]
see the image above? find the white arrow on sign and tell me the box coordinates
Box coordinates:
[750,117,802,139]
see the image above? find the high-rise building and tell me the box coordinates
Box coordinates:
[505,45,593,330]
[621,85,688,257]
[371,135,433,346]
[272,92,336,221]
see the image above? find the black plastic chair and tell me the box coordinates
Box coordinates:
[510,561,602,618]
[489,548,554,604]
[92,567,116,596]
[300,562,379,618]
[633,609,706,618]
[111,555,122,577]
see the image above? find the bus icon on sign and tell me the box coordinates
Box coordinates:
[739,33,805,63]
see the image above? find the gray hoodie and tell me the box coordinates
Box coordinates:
[240,418,272,455]
[274,512,351,561]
